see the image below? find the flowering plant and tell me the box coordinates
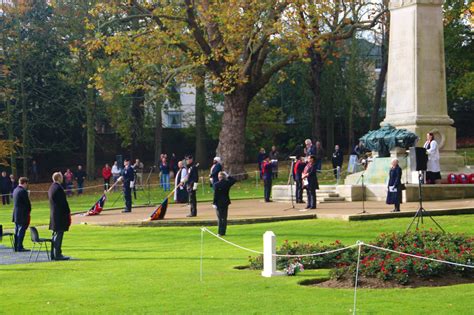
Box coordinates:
[285,259,304,276]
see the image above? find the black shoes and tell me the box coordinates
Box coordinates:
[391,209,400,212]
[122,210,131,213]
[15,248,30,252]
[186,214,196,217]
[53,255,70,261]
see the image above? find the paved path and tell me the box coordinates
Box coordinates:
[0,245,50,265]
[73,198,474,226]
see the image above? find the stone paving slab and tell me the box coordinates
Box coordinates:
[73,198,474,226]
[0,245,50,265]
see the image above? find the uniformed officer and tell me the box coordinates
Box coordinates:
[182,155,199,217]
[121,158,135,213]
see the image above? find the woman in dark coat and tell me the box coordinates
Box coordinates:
[386,158,402,212]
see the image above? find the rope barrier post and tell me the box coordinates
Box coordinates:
[336,166,341,186]
[353,241,363,315]
[200,227,204,282]
[261,231,285,277]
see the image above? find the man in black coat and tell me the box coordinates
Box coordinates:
[331,145,344,179]
[12,177,31,252]
[1,171,12,205]
[48,172,71,260]
[213,172,236,236]
[183,155,199,217]
[302,155,319,209]
[121,158,135,213]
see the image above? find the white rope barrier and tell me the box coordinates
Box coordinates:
[273,244,359,258]
[201,227,263,254]
[353,241,363,315]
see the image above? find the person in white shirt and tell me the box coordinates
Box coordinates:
[111,161,121,191]
[423,132,441,184]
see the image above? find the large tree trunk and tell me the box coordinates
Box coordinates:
[370,13,390,130]
[154,99,163,167]
[216,87,249,178]
[195,71,208,168]
[85,87,96,180]
[309,48,323,142]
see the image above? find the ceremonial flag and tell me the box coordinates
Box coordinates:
[148,197,169,221]
[86,194,107,216]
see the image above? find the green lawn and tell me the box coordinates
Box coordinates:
[1,215,474,314]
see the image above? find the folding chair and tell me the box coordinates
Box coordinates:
[29,227,52,262]
[0,224,15,252]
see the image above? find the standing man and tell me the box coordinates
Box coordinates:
[111,161,121,192]
[293,155,306,203]
[262,155,276,202]
[75,165,86,196]
[133,158,144,187]
[182,155,199,217]
[121,159,135,213]
[304,139,316,157]
[269,145,279,179]
[314,141,325,172]
[102,163,112,190]
[331,145,344,180]
[209,157,222,188]
[302,155,319,209]
[1,171,11,205]
[12,177,31,252]
[213,172,236,236]
[48,172,71,260]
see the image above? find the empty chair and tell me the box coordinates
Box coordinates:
[0,224,15,252]
[29,226,52,262]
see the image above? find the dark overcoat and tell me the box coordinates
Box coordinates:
[386,165,402,205]
[48,182,71,231]
[12,186,31,225]
[213,177,237,208]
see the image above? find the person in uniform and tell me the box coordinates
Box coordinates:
[386,158,402,212]
[182,155,199,217]
[209,157,222,189]
[48,172,71,260]
[121,158,135,213]
[262,155,276,202]
[212,171,236,236]
[331,145,344,179]
[12,177,31,252]
[293,155,306,203]
[302,155,319,209]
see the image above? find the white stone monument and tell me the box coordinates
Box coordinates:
[261,231,285,277]
[383,0,463,171]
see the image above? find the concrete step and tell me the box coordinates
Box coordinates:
[322,196,346,202]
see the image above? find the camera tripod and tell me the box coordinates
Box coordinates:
[406,171,445,232]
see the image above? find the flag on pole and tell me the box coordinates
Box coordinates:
[148,197,169,221]
[86,194,107,216]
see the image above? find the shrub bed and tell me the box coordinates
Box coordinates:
[249,231,474,285]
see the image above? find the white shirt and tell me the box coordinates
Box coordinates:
[111,165,120,176]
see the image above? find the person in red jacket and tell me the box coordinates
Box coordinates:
[102,163,112,190]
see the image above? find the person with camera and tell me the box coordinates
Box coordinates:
[262,155,277,202]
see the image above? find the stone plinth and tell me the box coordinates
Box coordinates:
[383,0,463,170]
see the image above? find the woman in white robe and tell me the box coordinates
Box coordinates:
[423,133,441,184]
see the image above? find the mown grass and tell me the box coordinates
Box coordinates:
[1,216,474,314]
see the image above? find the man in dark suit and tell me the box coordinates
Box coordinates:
[262,155,276,202]
[12,177,31,252]
[331,145,344,179]
[48,172,71,260]
[183,155,199,217]
[293,156,306,203]
[121,158,135,213]
[212,172,236,236]
[209,157,222,189]
[302,155,319,209]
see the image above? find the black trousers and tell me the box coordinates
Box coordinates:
[264,178,272,202]
[103,178,110,190]
[295,179,303,203]
[124,186,132,211]
[189,190,197,216]
[306,186,317,209]
[216,205,228,235]
[2,194,10,205]
[51,231,64,259]
[14,224,27,250]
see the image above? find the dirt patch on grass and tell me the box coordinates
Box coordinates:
[301,275,474,289]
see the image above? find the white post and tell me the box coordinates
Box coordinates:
[261,231,285,277]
